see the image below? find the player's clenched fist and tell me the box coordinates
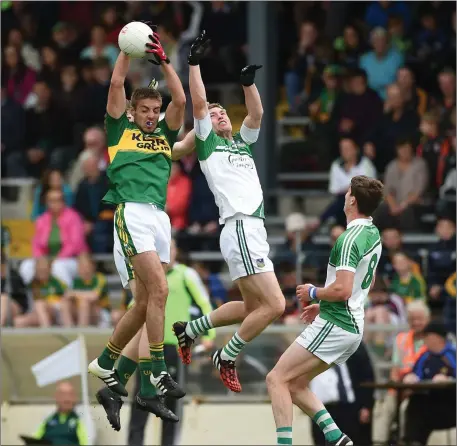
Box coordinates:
[188,30,211,65]
[296,283,315,302]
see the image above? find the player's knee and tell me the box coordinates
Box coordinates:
[268,294,286,320]
[133,298,148,313]
[266,369,283,389]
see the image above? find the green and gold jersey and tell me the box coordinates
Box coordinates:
[103,113,180,209]
[31,276,66,304]
[389,273,426,304]
[320,218,382,334]
[72,272,110,308]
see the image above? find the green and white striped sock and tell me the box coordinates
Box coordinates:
[313,409,342,442]
[220,332,246,361]
[185,314,214,339]
[277,427,292,445]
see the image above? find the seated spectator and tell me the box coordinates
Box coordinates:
[365,84,420,171]
[389,252,427,304]
[7,28,41,71]
[413,10,448,87]
[0,251,28,326]
[62,254,110,327]
[387,15,412,55]
[100,5,125,45]
[365,278,407,348]
[416,111,452,195]
[55,64,86,130]
[374,300,430,444]
[192,261,228,309]
[166,162,192,232]
[443,272,457,336]
[73,154,113,253]
[274,213,318,268]
[18,80,74,177]
[69,126,109,189]
[40,44,61,89]
[31,169,73,221]
[32,381,89,445]
[320,138,376,227]
[378,227,421,285]
[359,27,404,100]
[284,20,320,112]
[83,58,123,125]
[431,68,456,132]
[337,68,383,148]
[51,22,82,66]
[1,81,26,179]
[375,138,428,231]
[80,25,119,68]
[3,44,36,105]
[15,257,70,327]
[437,131,456,216]
[403,322,456,446]
[396,67,427,116]
[428,218,456,302]
[277,263,300,325]
[19,189,88,287]
[333,25,365,68]
[300,65,342,124]
[365,1,411,31]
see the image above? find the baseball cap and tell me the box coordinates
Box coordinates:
[423,321,448,338]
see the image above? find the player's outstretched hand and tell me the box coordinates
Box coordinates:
[300,303,320,324]
[146,32,170,65]
[188,30,211,66]
[240,65,262,87]
[296,283,314,303]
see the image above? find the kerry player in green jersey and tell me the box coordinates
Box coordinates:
[88,30,187,402]
[267,176,384,446]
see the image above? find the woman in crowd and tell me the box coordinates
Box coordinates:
[20,189,87,287]
[31,169,73,221]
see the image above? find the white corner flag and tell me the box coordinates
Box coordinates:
[31,335,95,445]
[31,338,83,387]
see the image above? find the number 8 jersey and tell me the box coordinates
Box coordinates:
[320,218,382,335]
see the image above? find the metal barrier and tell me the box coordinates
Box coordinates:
[1,324,406,404]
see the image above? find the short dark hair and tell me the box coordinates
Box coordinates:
[131,88,162,109]
[395,137,414,148]
[351,68,367,81]
[350,175,384,216]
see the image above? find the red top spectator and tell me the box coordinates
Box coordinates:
[4,45,36,105]
[166,163,192,231]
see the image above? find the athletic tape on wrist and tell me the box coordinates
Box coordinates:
[309,287,317,300]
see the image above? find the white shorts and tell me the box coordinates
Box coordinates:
[113,202,171,288]
[220,214,274,281]
[295,315,363,365]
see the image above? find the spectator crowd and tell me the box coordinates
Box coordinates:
[0,2,455,444]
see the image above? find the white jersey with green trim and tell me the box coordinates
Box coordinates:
[194,114,265,224]
[320,217,382,334]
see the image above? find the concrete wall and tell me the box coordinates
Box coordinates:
[1,402,454,445]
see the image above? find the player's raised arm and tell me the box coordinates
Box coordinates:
[146,33,186,130]
[188,31,211,119]
[241,65,264,131]
[107,52,130,118]
[172,129,196,161]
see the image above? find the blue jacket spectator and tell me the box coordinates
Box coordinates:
[365,1,411,31]
[31,170,73,221]
[360,27,404,100]
[412,323,456,380]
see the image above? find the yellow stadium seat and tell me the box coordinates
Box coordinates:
[2,219,35,258]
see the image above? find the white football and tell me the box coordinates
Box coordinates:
[118,21,153,59]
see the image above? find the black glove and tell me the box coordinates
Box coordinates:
[240,65,262,87]
[188,30,211,66]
